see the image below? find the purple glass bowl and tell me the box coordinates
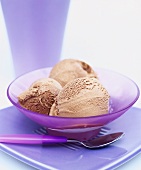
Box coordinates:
[7,67,140,141]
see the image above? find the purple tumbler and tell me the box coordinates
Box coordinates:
[1,0,70,77]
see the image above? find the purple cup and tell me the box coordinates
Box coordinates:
[1,0,70,77]
[7,67,140,141]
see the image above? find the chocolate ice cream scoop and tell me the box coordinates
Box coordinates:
[49,77,110,117]
[49,59,98,87]
[18,78,62,114]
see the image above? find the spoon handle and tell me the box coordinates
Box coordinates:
[0,134,67,144]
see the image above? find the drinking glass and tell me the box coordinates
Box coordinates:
[1,0,70,76]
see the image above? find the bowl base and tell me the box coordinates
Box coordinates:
[47,128,101,141]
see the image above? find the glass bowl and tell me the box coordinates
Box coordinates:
[7,67,140,141]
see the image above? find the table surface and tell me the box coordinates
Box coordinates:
[0,1,141,169]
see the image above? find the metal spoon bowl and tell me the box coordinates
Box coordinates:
[0,132,124,149]
[68,132,124,148]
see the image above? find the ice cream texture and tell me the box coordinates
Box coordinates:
[18,78,62,114]
[49,77,110,117]
[18,59,110,117]
[49,59,98,87]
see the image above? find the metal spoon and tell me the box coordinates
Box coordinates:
[0,132,124,149]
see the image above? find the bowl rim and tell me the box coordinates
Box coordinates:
[7,67,140,120]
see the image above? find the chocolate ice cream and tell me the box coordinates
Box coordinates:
[49,77,110,117]
[49,59,98,87]
[18,78,62,114]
